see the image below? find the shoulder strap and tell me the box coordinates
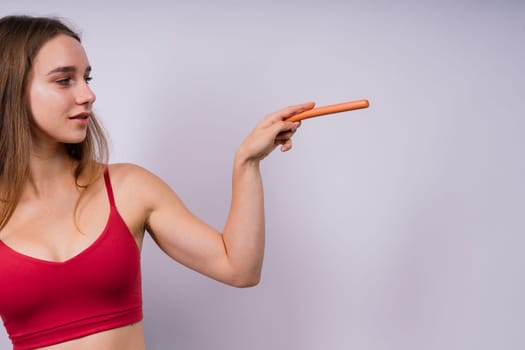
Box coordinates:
[103,168,116,208]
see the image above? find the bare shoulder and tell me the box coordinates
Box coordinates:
[106,163,154,183]
[106,163,176,207]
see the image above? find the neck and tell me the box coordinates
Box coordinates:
[26,142,77,199]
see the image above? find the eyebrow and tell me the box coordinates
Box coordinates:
[46,66,92,75]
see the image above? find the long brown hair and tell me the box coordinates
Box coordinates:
[0,15,108,230]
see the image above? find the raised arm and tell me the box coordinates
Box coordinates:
[139,102,315,287]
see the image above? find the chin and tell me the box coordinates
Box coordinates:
[60,133,88,144]
[62,131,87,144]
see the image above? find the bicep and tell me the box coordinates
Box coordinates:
[141,171,233,282]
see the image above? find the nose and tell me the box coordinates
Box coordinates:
[75,81,96,106]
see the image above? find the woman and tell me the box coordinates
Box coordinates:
[0,15,313,350]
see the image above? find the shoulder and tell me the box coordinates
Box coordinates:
[106,162,165,188]
[106,162,151,181]
[105,163,175,204]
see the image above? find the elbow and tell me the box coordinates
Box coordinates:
[229,272,261,288]
[232,279,260,288]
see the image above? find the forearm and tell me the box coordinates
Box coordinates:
[219,102,311,287]
[222,152,265,287]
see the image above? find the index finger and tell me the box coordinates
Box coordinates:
[260,102,315,127]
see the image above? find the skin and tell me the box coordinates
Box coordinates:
[0,34,314,349]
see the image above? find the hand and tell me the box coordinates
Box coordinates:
[236,102,315,163]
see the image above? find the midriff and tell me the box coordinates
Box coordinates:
[34,322,145,350]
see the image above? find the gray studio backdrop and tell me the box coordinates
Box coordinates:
[1,1,524,349]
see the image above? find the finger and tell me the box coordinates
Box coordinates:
[260,102,315,127]
[281,139,293,152]
[276,125,298,136]
[271,102,314,121]
[275,129,296,141]
[268,120,298,139]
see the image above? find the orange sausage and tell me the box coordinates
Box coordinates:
[286,99,369,122]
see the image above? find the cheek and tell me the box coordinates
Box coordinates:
[28,82,67,121]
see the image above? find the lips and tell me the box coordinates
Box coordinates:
[69,112,91,120]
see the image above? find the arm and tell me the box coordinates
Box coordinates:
[143,102,315,287]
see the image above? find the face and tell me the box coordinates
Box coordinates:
[27,34,96,147]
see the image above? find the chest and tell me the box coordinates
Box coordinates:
[0,206,143,345]
[0,207,141,311]
[0,174,144,346]
[1,190,104,260]
[0,179,143,263]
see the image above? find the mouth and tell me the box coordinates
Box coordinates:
[69,112,91,120]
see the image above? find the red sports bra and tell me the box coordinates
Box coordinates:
[0,170,143,350]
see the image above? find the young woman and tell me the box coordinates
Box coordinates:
[0,15,313,350]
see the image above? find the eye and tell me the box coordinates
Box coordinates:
[56,77,72,86]
[84,76,93,84]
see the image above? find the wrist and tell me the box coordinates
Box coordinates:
[234,149,260,170]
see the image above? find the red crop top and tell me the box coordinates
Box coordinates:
[0,170,143,350]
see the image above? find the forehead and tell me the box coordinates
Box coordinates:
[32,34,90,73]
